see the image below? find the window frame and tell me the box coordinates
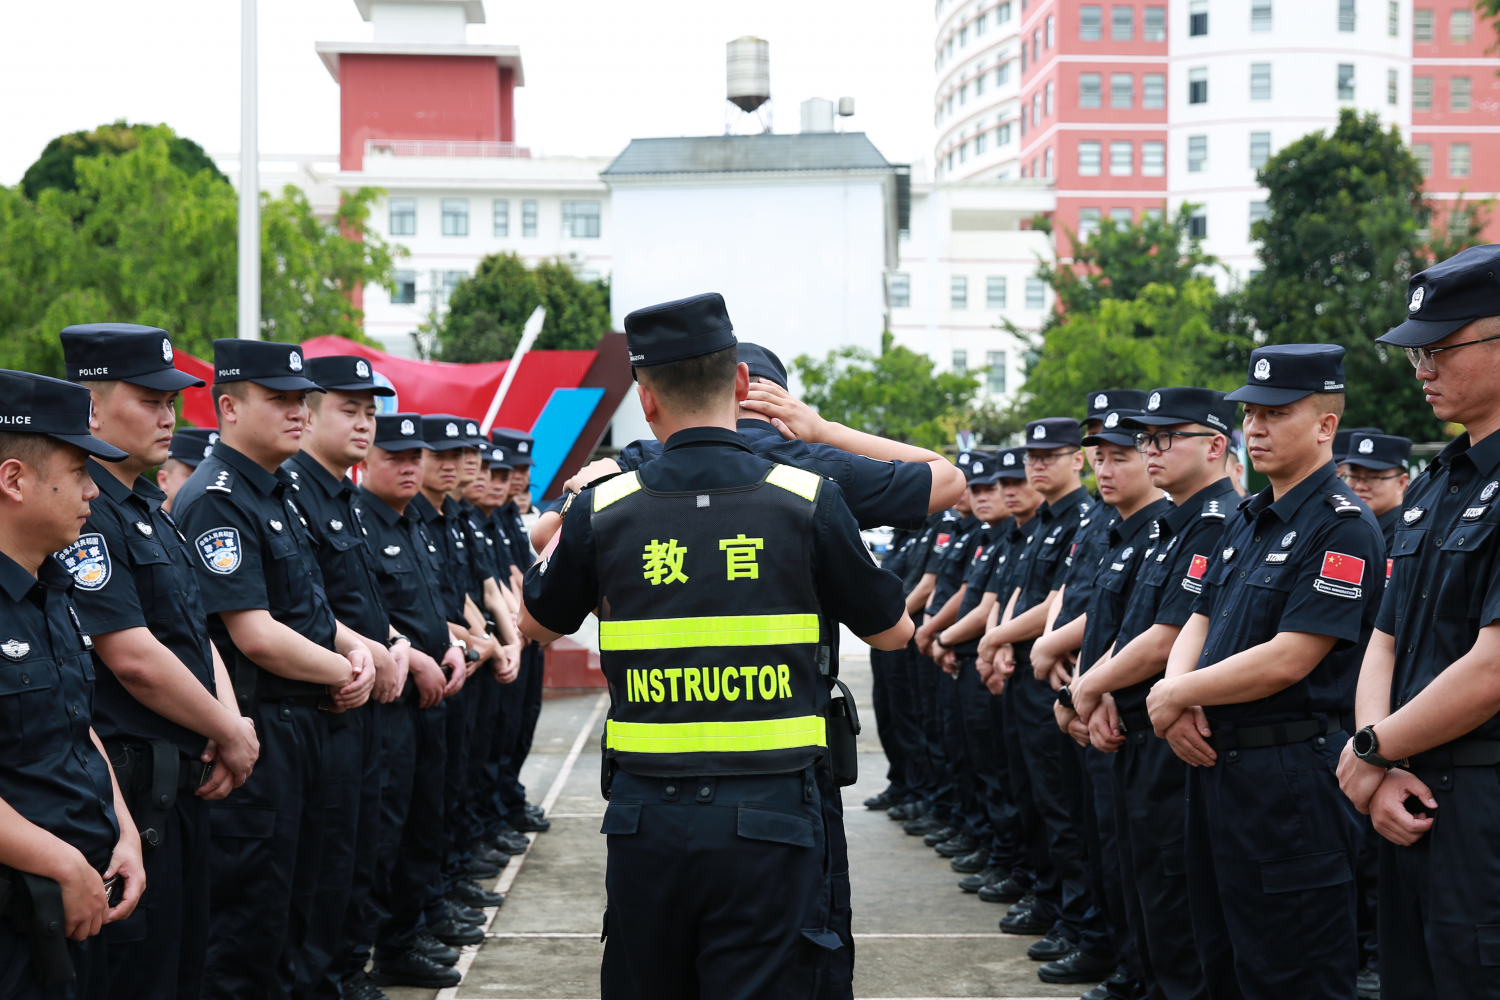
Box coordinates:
[1080,72,1103,108]
[1142,140,1166,176]
[389,197,417,237]
[1079,140,1103,176]
[440,197,470,238]
[950,275,969,310]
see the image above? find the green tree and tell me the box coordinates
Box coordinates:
[429,252,612,362]
[1240,109,1440,439]
[21,120,226,204]
[793,331,982,449]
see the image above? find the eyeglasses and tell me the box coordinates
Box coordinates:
[1133,430,1216,453]
[1024,449,1079,468]
[1404,332,1500,372]
[1339,472,1403,485]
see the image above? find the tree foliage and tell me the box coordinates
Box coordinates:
[794,331,982,449]
[21,120,226,204]
[428,251,612,362]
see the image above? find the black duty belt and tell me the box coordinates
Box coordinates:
[266,694,328,710]
[1207,714,1350,752]
[1118,710,1151,734]
[1405,740,1500,768]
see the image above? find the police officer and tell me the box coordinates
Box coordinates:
[1333,427,1384,479]
[1069,386,1239,1000]
[0,370,145,999]
[1337,245,1500,999]
[172,339,373,1000]
[520,292,912,997]
[1147,345,1382,999]
[157,428,218,512]
[58,324,260,1000]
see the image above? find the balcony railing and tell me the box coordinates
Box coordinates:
[366,140,532,159]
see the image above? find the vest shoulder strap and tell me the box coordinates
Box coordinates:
[593,471,642,512]
[765,464,821,502]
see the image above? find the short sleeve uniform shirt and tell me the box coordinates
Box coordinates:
[283,452,389,643]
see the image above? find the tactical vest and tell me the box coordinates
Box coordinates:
[591,464,829,777]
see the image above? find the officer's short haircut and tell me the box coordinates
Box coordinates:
[635,345,739,414]
[1307,392,1346,421]
[0,432,60,471]
[211,380,251,419]
[159,457,188,476]
[76,380,119,400]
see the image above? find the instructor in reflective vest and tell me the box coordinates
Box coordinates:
[520,293,913,999]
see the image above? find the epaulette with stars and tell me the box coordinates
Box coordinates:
[1325,491,1364,517]
[1201,495,1227,520]
[207,469,233,494]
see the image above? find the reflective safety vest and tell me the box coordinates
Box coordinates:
[591,464,829,776]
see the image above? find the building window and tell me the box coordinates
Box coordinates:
[562,201,601,238]
[1032,29,1040,61]
[1081,5,1103,39]
[1045,147,1054,176]
[1026,276,1046,309]
[960,140,970,163]
[1110,141,1134,175]
[978,12,989,33]
[976,130,987,154]
[389,197,416,236]
[986,351,1008,393]
[1413,142,1433,174]
[1080,141,1103,175]
[1046,81,1054,114]
[1188,134,1208,172]
[1080,73,1103,107]
[1252,0,1273,30]
[1249,200,1270,233]
[952,350,968,374]
[1144,73,1166,108]
[1047,14,1055,45]
[977,71,987,95]
[1414,75,1433,109]
[522,199,538,237]
[1388,0,1399,34]
[1145,5,1167,39]
[1250,62,1272,100]
[1453,76,1472,110]
[961,24,969,45]
[998,1,1013,21]
[1452,9,1473,41]
[1189,67,1208,104]
[1079,208,1102,239]
[961,83,970,105]
[437,270,467,306]
[1387,68,1398,105]
[1338,63,1355,100]
[1113,5,1135,39]
[998,122,1012,145]
[951,276,969,309]
[1032,93,1041,125]
[1111,73,1134,107]
[987,276,1008,308]
[392,270,417,305]
[441,198,469,237]
[998,60,1011,85]
[1414,7,1433,40]
[492,199,509,237]
[1190,0,1208,35]
[1338,0,1355,31]
[1451,142,1472,177]
[1250,130,1272,168]
[1142,141,1166,175]
[1188,209,1208,238]
[1110,208,1133,229]
[890,272,911,308]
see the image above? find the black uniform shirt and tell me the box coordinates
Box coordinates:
[407,494,466,624]
[1077,498,1172,672]
[283,452,389,644]
[881,527,916,580]
[951,519,1005,655]
[465,503,510,582]
[495,499,534,572]
[898,512,948,594]
[525,426,905,641]
[1192,463,1384,723]
[359,489,454,659]
[1012,487,1097,616]
[64,459,217,756]
[0,551,119,870]
[1053,504,1120,628]
[1378,432,1500,738]
[928,514,981,615]
[923,508,964,577]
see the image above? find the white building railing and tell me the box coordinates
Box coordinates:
[366,140,532,159]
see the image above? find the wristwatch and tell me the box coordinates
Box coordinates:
[1057,684,1074,710]
[448,639,467,652]
[389,634,410,647]
[1352,725,1398,769]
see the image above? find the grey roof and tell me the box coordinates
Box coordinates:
[602,132,892,176]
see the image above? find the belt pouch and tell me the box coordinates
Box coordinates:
[826,679,862,787]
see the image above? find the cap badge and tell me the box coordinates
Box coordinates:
[492,448,504,461]
[289,352,303,372]
[0,638,30,661]
[1003,452,1016,466]
[134,522,153,537]
[161,338,173,363]
[1281,530,1297,548]
[518,441,529,453]
[1253,358,1271,381]
[1033,425,1047,440]
[973,462,985,474]
[1484,482,1500,502]
[466,422,479,436]
[400,418,415,436]
[383,545,401,556]
[959,453,970,465]
[1104,412,1119,428]
[355,360,370,378]
[1357,438,1375,455]
[445,423,459,438]
[209,432,219,444]
[1094,393,1108,409]
[329,519,344,532]
[1148,392,1161,411]
[1403,507,1425,524]
[1409,286,1425,312]
[203,445,213,458]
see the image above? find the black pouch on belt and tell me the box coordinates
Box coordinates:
[104,740,179,852]
[5,872,76,987]
[825,678,862,788]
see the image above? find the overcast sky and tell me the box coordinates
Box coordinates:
[1,0,937,186]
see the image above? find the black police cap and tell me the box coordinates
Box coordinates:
[0,371,127,461]
[167,427,218,466]
[995,447,1029,480]
[1379,244,1500,348]
[1025,417,1083,449]
[484,444,514,470]
[490,427,534,467]
[1085,389,1147,422]
[372,413,431,452]
[955,450,987,483]
[1224,344,1345,406]
[60,324,205,391]
[304,355,395,396]
[1333,426,1383,463]
[421,414,471,451]
[213,339,324,392]
[1082,409,1143,448]
[738,342,789,390]
[624,293,737,369]
[1345,432,1412,472]
[968,452,1005,486]
[1123,387,1237,435]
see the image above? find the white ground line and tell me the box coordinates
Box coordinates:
[449,997,1063,999]
[435,692,610,1000]
[480,931,1013,939]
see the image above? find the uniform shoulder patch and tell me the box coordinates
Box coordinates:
[592,471,642,512]
[1326,492,1364,517]
[207,468,233,494]
[1201,496,1227,520]
[766,463,822,501]
[58,533,111,591]
[195,528,243,575]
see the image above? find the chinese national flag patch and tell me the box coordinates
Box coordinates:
[1387,558,1393,580]
[936,533,951,548]
[1187,554,1209,579]
[1321,551,1366,584]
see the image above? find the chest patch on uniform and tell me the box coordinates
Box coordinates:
[1314,550,1365,599]
[329,519,344,532]
[1182,553,1210,594]
[1462,505,1489,521]
[196,528,243,575]
[1280,531,1297,548]
[0,638,29,661]
[1403,507,1425,524]
[1120,546,1135,562]
[1222,547,1236,562]
[58,533,111,591]
[134,521,153,538]
[1483,482,1499,502]
[268,519,283,533]
[383,545,401,557]
[1264,551,1290,564]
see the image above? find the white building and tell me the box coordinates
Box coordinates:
[934,0,1025,180]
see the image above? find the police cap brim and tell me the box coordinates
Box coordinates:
[1081,430,1137,448]
[319,380,396,397]
[1375,315,1476,348]
[1223,384,1316,406]
[239,375,327,392]
[49,432,128,462]
[1120,411,1214,430]
[371,437,433,453]
[1343,456,1404,472]
[123,368,206,391]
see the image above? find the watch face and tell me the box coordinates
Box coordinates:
[1354,728,1375,756]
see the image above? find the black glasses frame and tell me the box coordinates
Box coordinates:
[1133,430,1216,453]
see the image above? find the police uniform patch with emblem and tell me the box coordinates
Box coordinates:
[329,519,344,532]
[1403,507,1425,524]
[383,545,401,557]
[268,519,283,533]
[0,638,30,661]
[1281,531,1297,548]
[196,528,243,575]
[134,521,153,537]
[1484,482,1499,503]
[59,533,111,591]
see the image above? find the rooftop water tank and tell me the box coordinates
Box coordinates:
[726,36,770,113]
[800,98,835,133]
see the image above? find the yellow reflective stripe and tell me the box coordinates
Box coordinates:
[593,472,642,511]
[606,716,827,753]
[765,464,820,502]
[599,614,820,650]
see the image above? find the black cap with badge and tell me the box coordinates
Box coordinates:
[304,355,395,396]
[1378,243,1500,348]
[1123,387,1237,435]
[1085,389,1147,425]
[168,428,218,467]
[1224,344,1345,406]
[212,339,324,392]
[60,323,205,391]
[420,414,469,451]
[1344,432,1412,472]
[372,413,430,452]
[958,451,993,484]
[995,446,1029,481]
[484,444,514,470]
[1083,408,1144,448]
[1025,417,1083,449]
[458,419,489,450]
[969,453,1005,486]
[623,293,737,372]
[1333,426,1383,464]
[738,342,789,390]
[490,427,534,467]
[0,371,127,461]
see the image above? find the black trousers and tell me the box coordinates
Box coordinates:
[467,671,507,844]
[908,646,956,819]
[375,702,447,958]
[439,683,482,897]
[934,661,981,837]
[0,926,105,1000]
[347,698,417,981]
[203,701,328,1000]
[1356,814,1379,971]
[1380,762,1500,1000]
[600,769,844,999]
[496,644,546,825]
[1080,744,1134,968]
[868,647,914,800]
[1002,676,1054,902]
[103,792,209,1000]
[954,656,1010,850]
